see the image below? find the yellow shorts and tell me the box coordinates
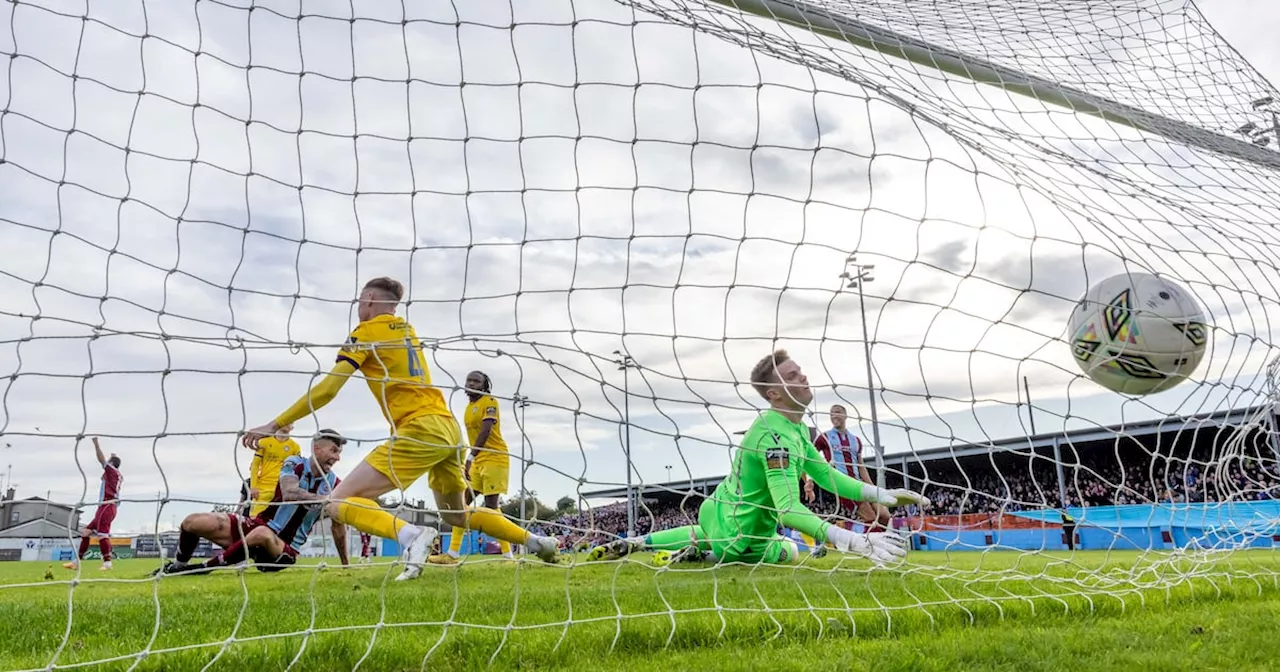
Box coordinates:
[365,414,466,493]
[470,463,509,496]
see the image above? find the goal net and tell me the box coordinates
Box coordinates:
[2,0,1279,669]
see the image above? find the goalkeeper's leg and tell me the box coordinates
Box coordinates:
[692,535,801,567]
[586,525,710,562]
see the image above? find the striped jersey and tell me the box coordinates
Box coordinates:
[258,455,339,552]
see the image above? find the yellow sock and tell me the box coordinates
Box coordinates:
[499,540,511,555]
[336,497,407,540]
[449,526,465,555]
[466,507,529,546]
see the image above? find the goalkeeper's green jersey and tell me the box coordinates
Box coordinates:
[702,409,872,545]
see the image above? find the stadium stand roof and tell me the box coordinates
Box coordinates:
[580,403,1277,501]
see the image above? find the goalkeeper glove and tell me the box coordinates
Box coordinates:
[826,526,907,566]
[860,485,930,508]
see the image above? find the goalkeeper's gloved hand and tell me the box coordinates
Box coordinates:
[825,526,907,566]
[862,486,930,508]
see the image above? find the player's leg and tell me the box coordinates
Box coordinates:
[426,457,558,574]
[438,481,476,564]
[243,526,298,573]
[324,454,429,554]
[94,505,118,570]
[154,513,253,576]
[64,526,93,570]
[326,416,458,579]
[693,534,801,568]
[439,463,514,562]
[482,492,515,559]
[587,525,707,562]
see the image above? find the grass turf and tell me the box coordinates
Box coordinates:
[1,550,1278,671]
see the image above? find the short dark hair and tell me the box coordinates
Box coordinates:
[363,277,404,303]
[108,456,122,468]
[315,429,347,447]
[749,349,790,400]
[830,404,846,413]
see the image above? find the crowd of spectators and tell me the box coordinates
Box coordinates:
[533,440,1280,541]
[921,452,1280,515]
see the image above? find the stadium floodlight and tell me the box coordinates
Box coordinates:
[843,253,885,488]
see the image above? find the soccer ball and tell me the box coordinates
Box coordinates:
[1067,272,1208,395]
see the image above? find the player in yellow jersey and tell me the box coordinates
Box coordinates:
[246,424,302,517]
[242,277,559,581]
[430,370,515,563]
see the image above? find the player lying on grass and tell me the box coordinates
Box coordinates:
[588,349,928,567]
[431,370,516,564]
[155,430,349,575]
[242,277,558,582]
[65,437,123,571]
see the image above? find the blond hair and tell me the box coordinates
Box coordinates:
[363,277,404,303]
[749,349,790,400]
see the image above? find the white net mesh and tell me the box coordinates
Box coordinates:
[2,0,1280,668]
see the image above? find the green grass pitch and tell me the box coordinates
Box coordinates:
[2,550,1279,671]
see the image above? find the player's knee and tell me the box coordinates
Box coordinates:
[439,509,466,528]
[244,526,273,545]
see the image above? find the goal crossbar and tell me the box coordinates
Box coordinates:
[711,0,1280,171]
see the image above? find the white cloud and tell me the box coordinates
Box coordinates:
[1,0,1279,533]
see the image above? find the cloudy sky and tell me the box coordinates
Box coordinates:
[1,0,1278,534]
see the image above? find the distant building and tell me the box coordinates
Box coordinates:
[0,488,82,539]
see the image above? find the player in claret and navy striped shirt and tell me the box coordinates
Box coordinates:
[155,430,350,575]
[64,437,123,572]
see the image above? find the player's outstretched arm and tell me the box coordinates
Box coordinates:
[800,440,930,509]
[332,521,350,566]
[91,437,107,467]
[243,360,358,450]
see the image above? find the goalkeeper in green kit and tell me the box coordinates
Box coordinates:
[588,349,929,566]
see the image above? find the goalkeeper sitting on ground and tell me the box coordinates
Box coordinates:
[589,349,928,567]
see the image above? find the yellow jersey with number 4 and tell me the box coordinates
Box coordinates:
[465,394,508,466]
[336,314,451,429]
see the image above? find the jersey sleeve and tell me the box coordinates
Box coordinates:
[813,433,832,461]
[482,397,499,422]
[801,439,868,502]
[753,431,830,542]
[337,323,371,369]
[279,455,306,481]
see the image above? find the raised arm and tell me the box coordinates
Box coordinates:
[92,437,107,467]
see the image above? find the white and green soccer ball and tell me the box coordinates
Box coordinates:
[1067,272,1208,396]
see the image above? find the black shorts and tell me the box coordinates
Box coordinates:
[249,545,298,573]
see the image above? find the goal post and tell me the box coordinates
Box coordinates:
[0,0,1279,669]
[705,0,1280,170]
